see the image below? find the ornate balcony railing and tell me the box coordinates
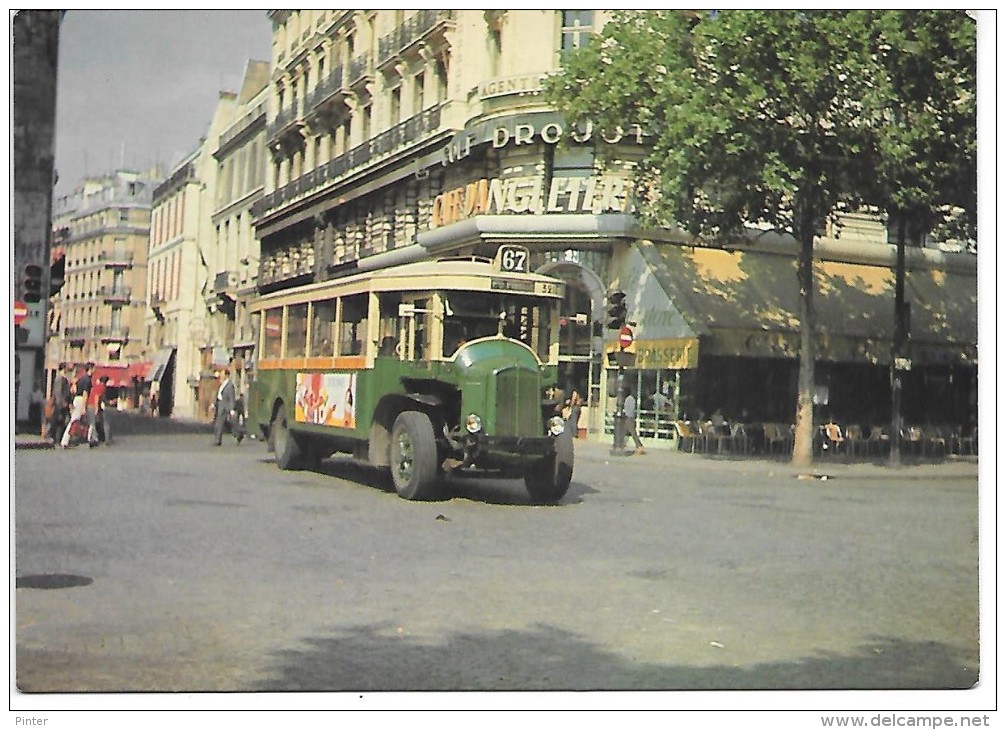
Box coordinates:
[377,9,456,66]
[98,251,134,267]
[347,53,374,85]
[307,64,346,111]
[267,104,305,142]
[253,103,445,219]
[98,285,132,301]
[94,325,130,340]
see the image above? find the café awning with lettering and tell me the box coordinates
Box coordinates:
[621,239,977,368]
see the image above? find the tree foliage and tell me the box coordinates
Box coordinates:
[865,10,977,244]
[545,10,893,240]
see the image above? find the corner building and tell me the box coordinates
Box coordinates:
[47,170,157,407]
[255,9,977,447]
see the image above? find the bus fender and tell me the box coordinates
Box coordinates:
[369,392,445,467]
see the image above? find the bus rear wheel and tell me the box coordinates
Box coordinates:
[390,411,439,500]
[524,432,574,504]
[271,404,303,470]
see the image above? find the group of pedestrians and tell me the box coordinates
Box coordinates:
[47,362,112,449]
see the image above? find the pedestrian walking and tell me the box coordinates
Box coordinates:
[212,368,239,446]
[60,394,87,448]
[95,375,113,444]
[74,363,100,446]
[623,388,645,455]
[565,389,583,438]
[48,363,72,443]
[233,389,247,444]
[86,373,107,447]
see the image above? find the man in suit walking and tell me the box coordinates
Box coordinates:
[48,362,72,443]
[212,367,238,446]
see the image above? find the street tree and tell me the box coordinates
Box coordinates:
[861,10,977,464]
[545,10,900,466]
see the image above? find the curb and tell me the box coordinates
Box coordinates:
[13,438,55,450]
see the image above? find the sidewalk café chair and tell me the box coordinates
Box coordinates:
[762,422,778,453]
[699,420,728,454]
[864,425,888,456]
[924,426,948,458]
[727,421,750,455]
[844,424,863,456]
[673,420,700,453]
[764,422,792,454]
[955,425,977,456]
[903,426,924,456]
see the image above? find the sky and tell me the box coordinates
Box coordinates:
[53,9,273,199]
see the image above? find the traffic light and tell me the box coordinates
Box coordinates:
[23,264,43,304]
[605,289,627,330]
[49,256,65,297]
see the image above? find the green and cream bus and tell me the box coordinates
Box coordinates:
[246,246,574,503]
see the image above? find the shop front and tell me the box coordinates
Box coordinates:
[598,237,978,448]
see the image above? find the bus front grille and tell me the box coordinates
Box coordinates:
[495,367,541,437]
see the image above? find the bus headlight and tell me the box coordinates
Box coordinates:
[465,413,483,434]
[547,416,565,437]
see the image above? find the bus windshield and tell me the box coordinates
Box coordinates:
[442,291,556,360]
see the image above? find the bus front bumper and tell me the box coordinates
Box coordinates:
[444,432,557,473]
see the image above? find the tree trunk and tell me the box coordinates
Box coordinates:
[889,212,908,466]
[791,218,817,468]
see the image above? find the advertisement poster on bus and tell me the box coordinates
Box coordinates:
[295,372,356,429]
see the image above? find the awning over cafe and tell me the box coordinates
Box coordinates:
[626,239,977,367]
[145,347,176,383]
[91,362,150,388]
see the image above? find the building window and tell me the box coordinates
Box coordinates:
[560,10,593,56]
[435,58,448,103]
[389,86,401,127]
[413,72,425,113]
[361,103,372,142]
[489,26,502,77]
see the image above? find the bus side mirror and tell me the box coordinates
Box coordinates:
[398,303,416,317]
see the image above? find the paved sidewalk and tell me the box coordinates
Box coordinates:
[572,435,980,481]
[13,410,211,451]
[15,417,979,482]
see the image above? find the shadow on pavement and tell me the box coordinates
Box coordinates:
[103,410,213,436]
[251,621,977,692]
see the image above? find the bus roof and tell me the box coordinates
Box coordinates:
[250,256,566,311]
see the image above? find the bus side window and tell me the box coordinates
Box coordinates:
[287,303,308,357]
[412,298,428,361]
[378,292,401,357]
[264,308,283,358]
[310,299,336,356]
[340,293,368,356]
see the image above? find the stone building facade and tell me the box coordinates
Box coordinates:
[145,60,270,420]
[46,170,157,406]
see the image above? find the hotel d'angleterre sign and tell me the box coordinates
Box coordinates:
[431,111,647,229]
[430,173,637,228]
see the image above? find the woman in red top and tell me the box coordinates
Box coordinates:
[87,375,107,446]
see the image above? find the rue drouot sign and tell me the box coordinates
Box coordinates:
[440,111,646,166]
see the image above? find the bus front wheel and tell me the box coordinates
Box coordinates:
[272,405,303,470]
[390,411,439,500]
[524,432,574,504]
